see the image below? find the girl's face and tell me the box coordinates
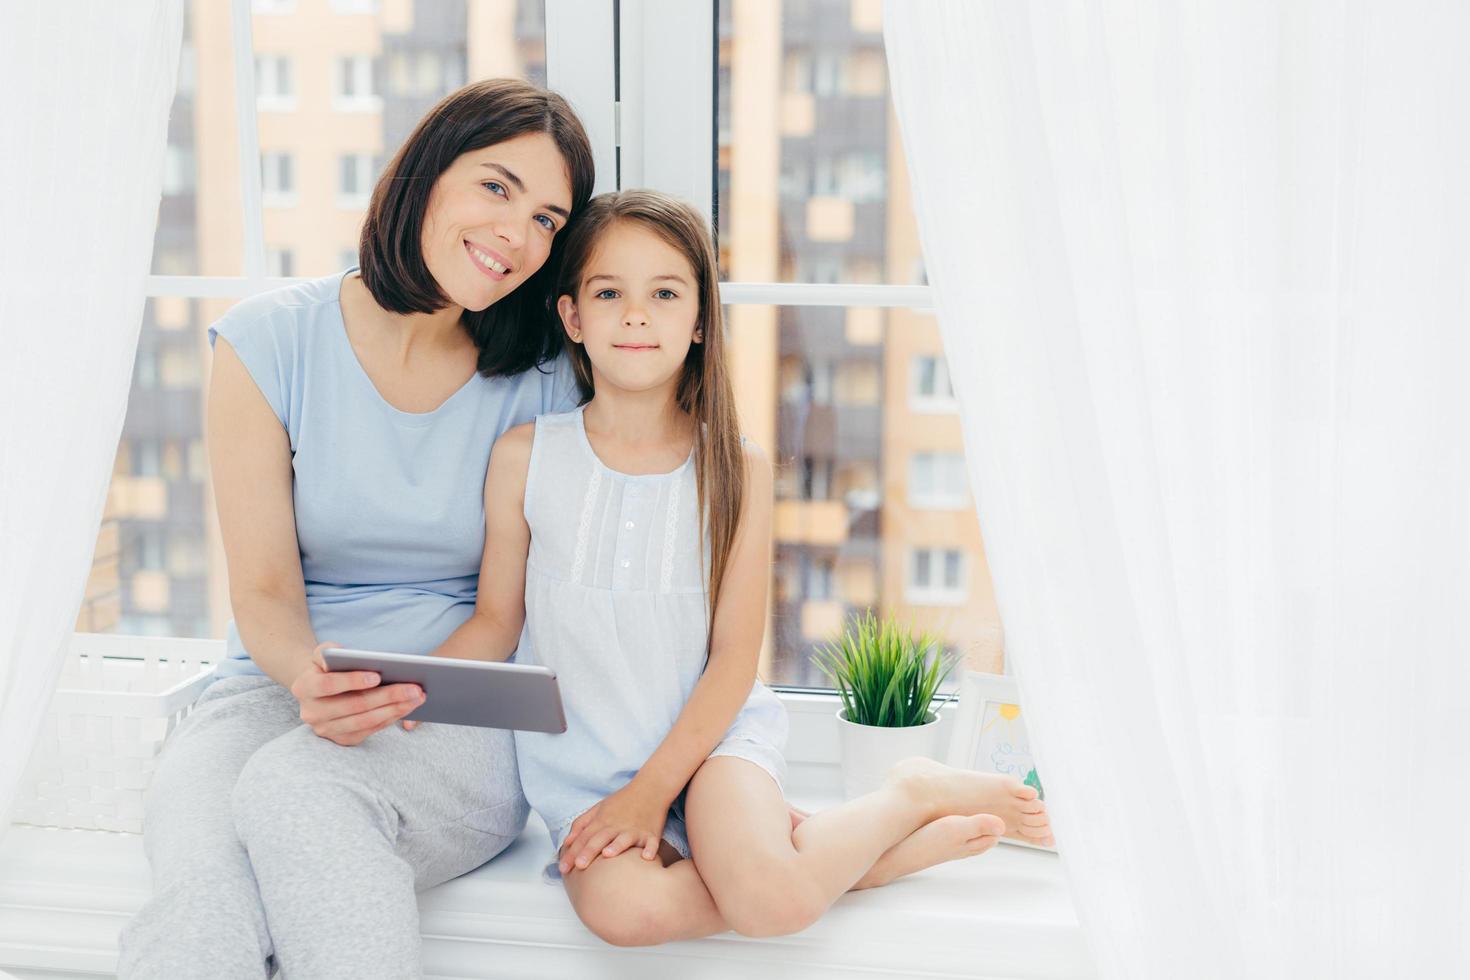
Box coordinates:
[420,132,574,313]
[558,221,703,396]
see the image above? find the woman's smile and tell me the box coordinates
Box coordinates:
[464,239,512,280]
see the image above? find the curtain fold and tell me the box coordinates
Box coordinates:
[885,3,1469,977]
[0,2,184,831]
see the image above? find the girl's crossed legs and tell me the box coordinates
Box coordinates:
[562,757,1053,946]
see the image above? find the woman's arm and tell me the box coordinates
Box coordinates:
[558,442,775,871]
[429,423,534,662]
[209,337,423,744]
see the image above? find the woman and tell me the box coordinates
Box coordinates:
[117,79,595,980]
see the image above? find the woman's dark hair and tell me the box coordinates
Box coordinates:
[358,78,595,378]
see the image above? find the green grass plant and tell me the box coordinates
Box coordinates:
[812,611,959,728]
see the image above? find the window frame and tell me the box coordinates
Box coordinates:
[132,0,968,718]
[332,54,382,112]
[907,451,970,511]
[905,546,969,607]
[254,53,295,110]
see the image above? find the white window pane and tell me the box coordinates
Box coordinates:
[913,549,932,588]
[97,6,555,642]
[943,550,962,589]
[716,0,924,286]
[750,305,995,686]
[148,9,236,276]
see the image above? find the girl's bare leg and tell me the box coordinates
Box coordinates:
[561,840,730,947]
[852,813,1005,888]
[684,756,1050,937]
[791,804,1007,889]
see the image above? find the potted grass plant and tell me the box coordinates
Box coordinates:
[811,611,960,799]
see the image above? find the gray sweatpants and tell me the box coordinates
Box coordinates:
[116,674,529,979]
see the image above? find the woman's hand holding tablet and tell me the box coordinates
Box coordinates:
[319,647,567,733]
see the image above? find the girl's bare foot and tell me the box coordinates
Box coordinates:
[853,813,1005,889]
[886,757,1055,847]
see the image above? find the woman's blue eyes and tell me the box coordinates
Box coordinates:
[481,181,557,232]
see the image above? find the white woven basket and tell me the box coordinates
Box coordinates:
[12,633,220,834]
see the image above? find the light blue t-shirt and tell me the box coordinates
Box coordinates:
[207,268,582,680]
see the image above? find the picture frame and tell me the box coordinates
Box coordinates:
[945,670,1054,851]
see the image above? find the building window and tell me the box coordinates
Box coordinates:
[799,255,843,284]
[907,547,967,605]
[911,354,958,413]
[334,55,380,110]
[161,144,194,196]
[800,456,834,500]
[804,555,836,601]
[813,52,844,96]
[339,247,360,271]
[338,153,376,208]
[136,530,166,571]
[806,359,835,406]
[131,440,162,478]
[260,151,295,206]
[134,349,158,389]
[908,452,969,510]
[255,55,294,108]
[266,248,295,278]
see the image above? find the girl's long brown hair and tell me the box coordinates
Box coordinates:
[556,192,744,642]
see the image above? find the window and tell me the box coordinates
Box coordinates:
[911,354,957,412]
[333,55,379,110]
[255,55,294,109]
[131,440,161,478]
[91,1,551,645]
[804,556,836,601]
[907,547,967,605]
[136,530,166,571]
[96,1,999,695]
[134,349,158,389]
[260,151,295,205]
[266,248,294,278]
[799,456,835,501]
[338,154,377,208]
[161,145,194,196]
[908,453,969,510]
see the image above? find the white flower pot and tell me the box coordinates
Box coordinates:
[835,708,943,800]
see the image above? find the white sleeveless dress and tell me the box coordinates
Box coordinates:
[513,405,789,874]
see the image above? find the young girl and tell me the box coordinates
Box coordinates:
[430,190,1054,945]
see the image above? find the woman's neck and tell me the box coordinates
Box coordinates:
[343,273,469,362]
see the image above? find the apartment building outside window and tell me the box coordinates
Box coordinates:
[333,55,379,110]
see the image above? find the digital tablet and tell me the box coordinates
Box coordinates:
[320,648,566,734]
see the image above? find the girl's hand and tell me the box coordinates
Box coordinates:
[558,783,668,874]
[290,642,424,746]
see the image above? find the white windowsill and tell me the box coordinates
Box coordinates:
[0,690,1092,980]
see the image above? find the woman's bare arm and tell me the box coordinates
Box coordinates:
[209,336,422,744]
[429,423,534,662]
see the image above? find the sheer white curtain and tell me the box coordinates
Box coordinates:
[0,2,183,831]
[886,3,1469,977]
